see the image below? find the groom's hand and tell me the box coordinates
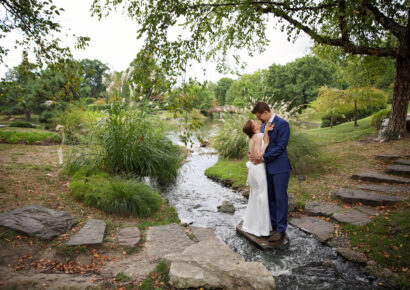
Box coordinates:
[252,157,263,165]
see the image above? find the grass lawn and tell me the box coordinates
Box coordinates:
[0,127,61,144]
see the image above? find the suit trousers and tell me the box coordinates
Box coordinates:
[267,172,289,233]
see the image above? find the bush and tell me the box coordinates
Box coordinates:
[39,110,53,123]
[84,97,97,105]
[9,121,35,128]
[70,171,162,217]
[211,115,249,159]
[370,109,391,130]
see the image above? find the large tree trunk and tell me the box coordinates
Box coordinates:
[384,55,410,140]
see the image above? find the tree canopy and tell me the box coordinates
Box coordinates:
[91,0,409,140]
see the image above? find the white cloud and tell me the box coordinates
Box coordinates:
[0,0,312,82]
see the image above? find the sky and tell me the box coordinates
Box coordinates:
[0,0,313,83]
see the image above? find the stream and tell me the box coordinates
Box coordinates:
[161,133,388,289]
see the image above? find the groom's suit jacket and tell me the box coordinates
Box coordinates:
[261,115,291,175]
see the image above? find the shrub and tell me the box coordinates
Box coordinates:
[370,109,391,130]
[70,171,162,217]
[88,104,110,111]
[84,97,97,105]
[211,115,249,159]
[9,121,35,128]
[39,110,53,123]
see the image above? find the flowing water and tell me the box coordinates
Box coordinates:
[162,133,389,289]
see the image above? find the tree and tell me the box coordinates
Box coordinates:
[310,86,346,128]
[215,78,233,106]
[91,0,409,140]
[263,55,336,109]
[225,71,264,106]
[79,59,109,99]
[0,0,89,65]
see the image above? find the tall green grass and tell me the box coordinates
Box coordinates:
[211,115,249,159]
[70,171,162,217]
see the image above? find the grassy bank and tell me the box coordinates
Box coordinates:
[0,127,61,144]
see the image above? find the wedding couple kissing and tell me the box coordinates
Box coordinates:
[242,102,291,242]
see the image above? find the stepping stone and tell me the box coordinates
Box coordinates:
[236,221,289,249]
[337,247,367,264]
[0,205,75,240]
[375,154,400,160]
[385,165,410,177]
[66,219,106,246]
[395,159,410,166]
[118,227,141,247]
[351,172,410,184]
[332,209,370,226]
[290,216,334,242]
[354,184,409,195]
[190,226,218,242]
[353,205,380,217]
[164,239,276,290]
[334,188,403,206]
[304,202,343,217]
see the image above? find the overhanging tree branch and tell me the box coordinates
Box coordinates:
[362,0,406,40]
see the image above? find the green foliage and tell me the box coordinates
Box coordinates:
[97,103,184,184]
[215,78,233,106]
[0,129,60,144]
[39,110,53,123]
[205,158,248,190]
[70,171,162,217]
[79,59,109,99]
[211,115,248,159]
[370,109,391,130]
[9,121,35,128]
[53,106,96,144]
[88,103,110,111]
[140,261,170,290]
[226,71,264,106]
[115,272,132,283]
[287,127,321,174]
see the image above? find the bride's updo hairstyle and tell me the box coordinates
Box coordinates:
[243,120,255,139]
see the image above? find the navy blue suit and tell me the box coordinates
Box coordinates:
[261,115,290,233]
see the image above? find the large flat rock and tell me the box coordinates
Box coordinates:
[337,247,367,264]
[66,219,106,246]
[353,206,380,217]
[190,226,218,242]
[290,216,334,242]
[385,165,410,177]
[304,202,343,217]
[118,227,141,247]
[354,184,409,195]
[332,209,370,226]
[395,159,410,166]
[0,205,75,240]
[334,188,403,206]
[164,239,275,290]
[351,172,410,184]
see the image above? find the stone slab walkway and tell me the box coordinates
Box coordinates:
[332,209,370,226]
[395,159,410,166]
[334,188,403,206]
[353,184,409,195]
[351,172,410,184]
[66,219,106,246]
[290,216,334,242]
[353,205,380,216]
[375,154,400,160]
[118,227,141,247]
[385,165,410,177]
[304,202,343,217]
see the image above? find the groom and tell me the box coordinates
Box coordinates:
[250,102,291,241]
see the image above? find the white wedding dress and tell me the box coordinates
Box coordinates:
[242,133,272,236]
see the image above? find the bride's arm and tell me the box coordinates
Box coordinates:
[253,134,267,159]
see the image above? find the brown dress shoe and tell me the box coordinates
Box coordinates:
[268,231,285,242]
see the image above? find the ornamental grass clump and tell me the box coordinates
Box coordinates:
[70,171,162,217]
[98,103,184,184]
[211,115,249,159]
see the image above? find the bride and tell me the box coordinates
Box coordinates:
[242,120,272,237]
